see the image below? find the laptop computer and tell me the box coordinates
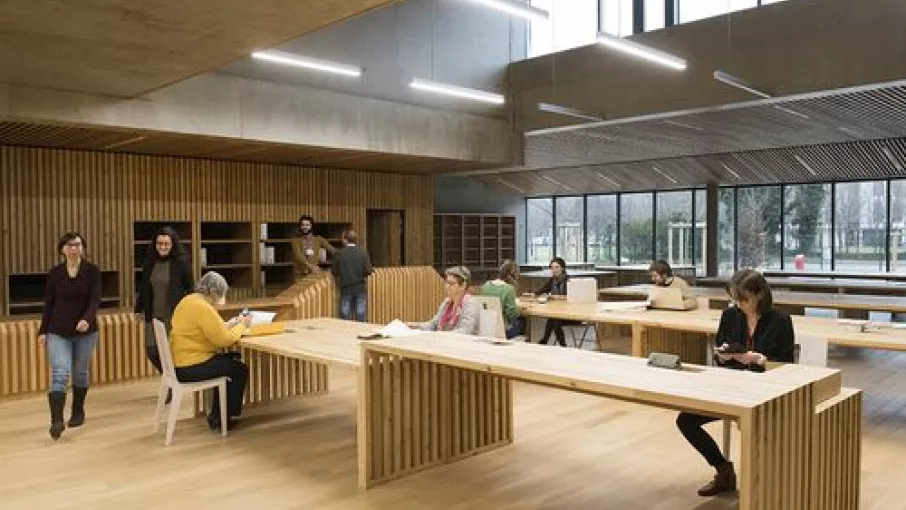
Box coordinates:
[648,286,694,311]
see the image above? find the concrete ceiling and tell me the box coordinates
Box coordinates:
[0,0,399,98]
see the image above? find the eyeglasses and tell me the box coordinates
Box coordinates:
[65,241,83,248]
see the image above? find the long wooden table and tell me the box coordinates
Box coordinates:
[359,334,861,510]
[698,275,906,296]
[601,284,906,315]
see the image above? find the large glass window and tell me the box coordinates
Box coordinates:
[719,188,735,274]
[600,0,634,37]
[644,0,665,31]
[587,194,618,264]
[835,181,887,273]
[784,184,832,271]
[678,0,758,24]
[736,186,781,270]
[527,198,554,264]
[555,196,585,262]
[529,0,599,57]
[655,191,693,266]
[620,193,653,265]
[694,189,707,275]
[891,180,906,273]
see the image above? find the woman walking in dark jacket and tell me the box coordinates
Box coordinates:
[134,226,194,378]
[38,232,102,440]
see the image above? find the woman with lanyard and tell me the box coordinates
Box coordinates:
[411,266,481,335]
[675,269,794,498]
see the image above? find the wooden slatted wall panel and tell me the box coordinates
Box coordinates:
[0,145,434,313]
[0,313,150,398]
[811,388,862,510]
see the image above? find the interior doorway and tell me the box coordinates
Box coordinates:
[366,209,405,266]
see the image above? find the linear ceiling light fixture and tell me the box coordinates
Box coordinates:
[461,0,549,21]
[652,166,679,184]
[538,102,604,122]
[793,155,819,177]
[409,78,505,105]
[596,32,686,71]
[882,147,904,172]
[251,50,362,78]
[713,70,771,99]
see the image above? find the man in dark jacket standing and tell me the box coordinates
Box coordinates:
[331,229,374,322]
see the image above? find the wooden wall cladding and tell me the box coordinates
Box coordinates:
[0,145,434,313]
[0,266,444,399]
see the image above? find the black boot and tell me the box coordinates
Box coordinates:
[68,386,89,427]
[48,391,66,440]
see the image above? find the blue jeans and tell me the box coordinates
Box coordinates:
[339,292,367,322]
[47,332,99,392]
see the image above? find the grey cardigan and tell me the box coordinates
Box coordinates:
[421,297,482,335]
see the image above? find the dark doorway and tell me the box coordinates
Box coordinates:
[366,209,405,267]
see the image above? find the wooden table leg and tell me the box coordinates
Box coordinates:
[358,346,513,489]
[810,389,862,510]
[738,384,814,510]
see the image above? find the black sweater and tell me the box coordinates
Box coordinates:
[331,245,373,294]
[535,273,569,296]
[714,306,795,363]
[39,261,102,337]
[134,256,194,322]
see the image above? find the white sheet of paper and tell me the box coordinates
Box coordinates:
[248,311,277,326]
[596,301,650,312]
[376,319,425,338]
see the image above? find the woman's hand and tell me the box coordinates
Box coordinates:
[238,315,253,328]
[719,351,766,365]
[76,320,89,333]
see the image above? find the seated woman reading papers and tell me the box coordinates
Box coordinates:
[409,266,481,336]
[170,272,251,432]
[675,269,794,498]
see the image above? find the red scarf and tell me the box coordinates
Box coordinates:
[438,295,470,331]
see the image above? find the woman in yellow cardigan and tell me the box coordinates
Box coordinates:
[169,271,251,432]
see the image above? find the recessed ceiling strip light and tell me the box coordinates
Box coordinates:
[793,155,819,177]
[251,50,363,78]
[663,119,704,131]
[720,162,742,181]
[882,147,904,172]
[652,166,679,184]
[538,102,604,122]
[773,105,811,120]
[712,70,772,99]
[102,136,145,150]
[409,78,505,105]
[461,0,550,22]
[596,32,686,71]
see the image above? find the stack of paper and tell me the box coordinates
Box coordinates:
[248,311,276,326]
[596,301,650,313]
[376,319,425,338]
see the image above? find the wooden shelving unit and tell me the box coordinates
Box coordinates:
[6,271,121,316]
[200,222,254,299]
[132,221,193,296]
[433,213,516,284]
[258,222,297,297]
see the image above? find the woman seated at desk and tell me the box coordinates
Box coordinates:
[169,272,252,432]
[534,257,570,346]
[412,266,481,335]
[481,259,523,339]
[676,269,794,497]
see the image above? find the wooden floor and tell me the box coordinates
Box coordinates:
[1,337,905,509]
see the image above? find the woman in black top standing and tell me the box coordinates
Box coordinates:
[135,226,194,377]
[534,257,570,346]
[38,232,102,440]
[676,269,794,497]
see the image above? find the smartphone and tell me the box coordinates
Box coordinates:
[241,308,250,317]
[716,342,747,354]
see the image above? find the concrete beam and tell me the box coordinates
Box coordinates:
[0,73,512,164]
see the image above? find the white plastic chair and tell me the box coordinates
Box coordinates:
[150,319,228,445]
[473,295,507,339]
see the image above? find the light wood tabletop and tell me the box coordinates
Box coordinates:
[368,332,839,414]
[239,318,373,369]
[601,283,906,313]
